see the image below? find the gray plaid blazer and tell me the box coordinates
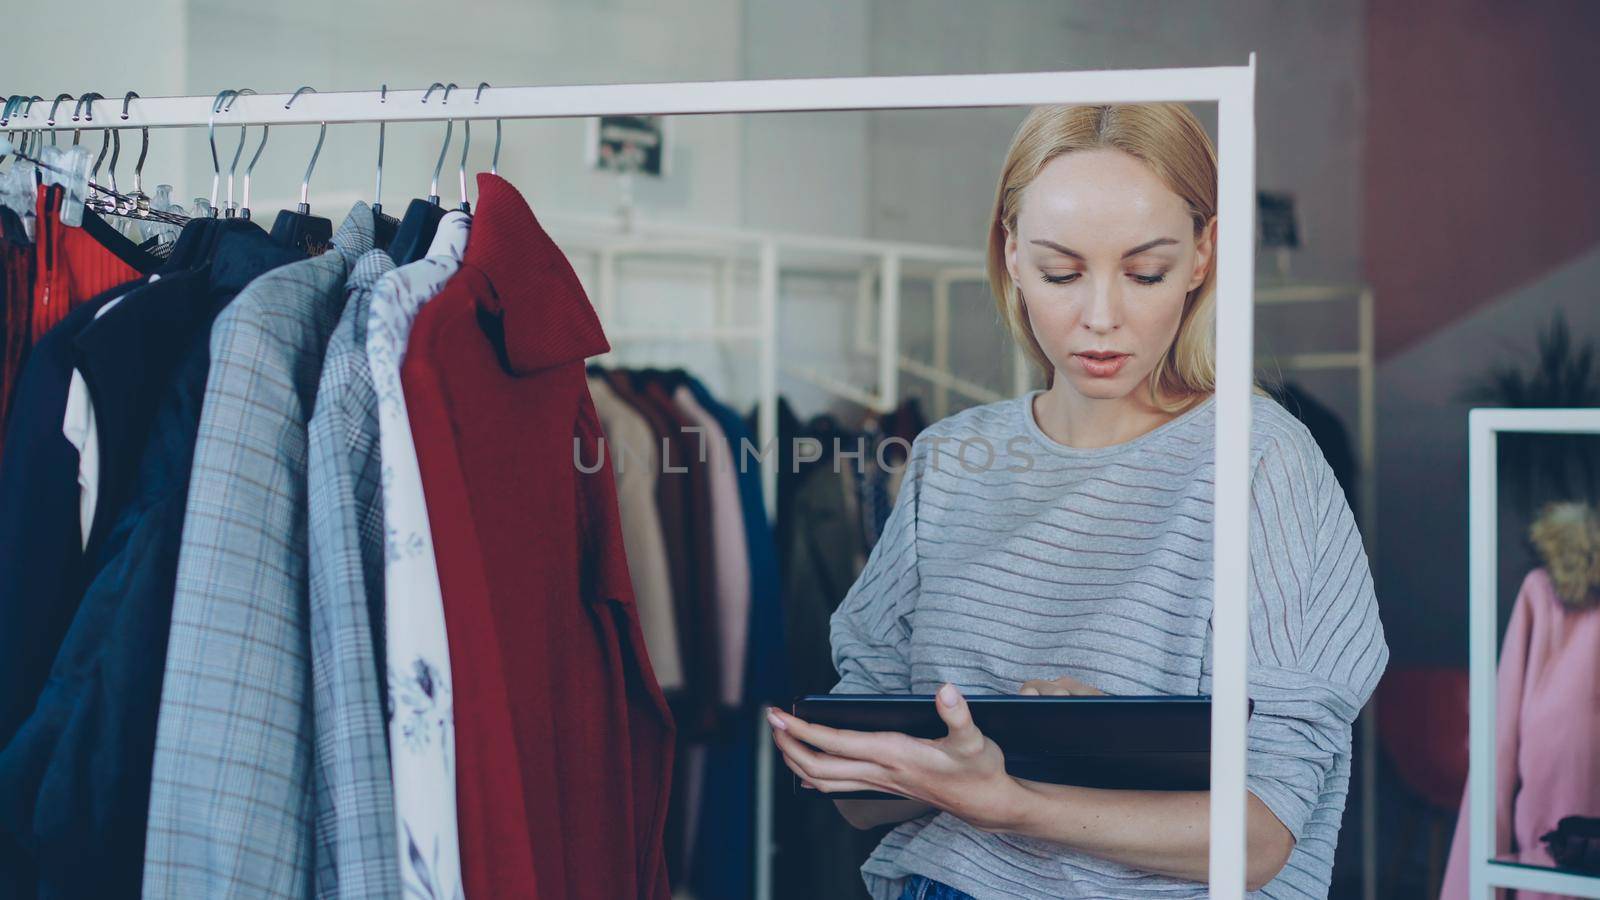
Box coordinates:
[304,248,400,897]
[143,206,377,899]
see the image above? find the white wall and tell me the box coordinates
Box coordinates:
[7,1,1374,426]
[179,0,746,225]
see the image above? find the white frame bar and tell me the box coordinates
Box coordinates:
[13,69,1256,130]
[1468,408,1600,899]
[12,63,1261,898]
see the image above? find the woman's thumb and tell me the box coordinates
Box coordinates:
[936,683,979,748]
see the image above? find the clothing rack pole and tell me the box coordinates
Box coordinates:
[9,69,1247,132]
[878,252,902,411]
[855,266,876,358]
[755,237,780,900]
[1356,285,1378,900]
[932,272,952,419]
[6,65,1261,899]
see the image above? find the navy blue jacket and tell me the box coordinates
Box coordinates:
[0,225,300,899]
[0,281,139,900]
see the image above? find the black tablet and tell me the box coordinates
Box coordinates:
[789,694,1253,799]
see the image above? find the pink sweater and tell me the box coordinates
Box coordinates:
[1441,567,1600,899]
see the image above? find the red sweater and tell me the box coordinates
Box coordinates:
[402,174,676,900]
[2,186,142,457]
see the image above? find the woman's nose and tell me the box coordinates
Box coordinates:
[1081,283,1123,332]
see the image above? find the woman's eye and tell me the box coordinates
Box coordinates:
[1040,272,1167,286]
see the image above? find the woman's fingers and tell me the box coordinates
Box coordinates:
[767,707,907,762]
[770,718,885,784]
[934,683,986,757]
[775,747,883,794]
[1018,675,1105,696]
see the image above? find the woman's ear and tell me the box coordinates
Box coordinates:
[1189,215,1217,291]
[1004,224,1021,285]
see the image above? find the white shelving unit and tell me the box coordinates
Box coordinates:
[1468,407,1600,899]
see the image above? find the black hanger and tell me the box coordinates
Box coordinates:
[269,87,332,254]
[388,82,456,265]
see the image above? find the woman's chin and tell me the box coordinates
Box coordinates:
[1061,373,1131,399]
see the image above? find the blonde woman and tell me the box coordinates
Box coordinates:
[766,103,1388,900]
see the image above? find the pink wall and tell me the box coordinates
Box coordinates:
[1364,0,1600,359]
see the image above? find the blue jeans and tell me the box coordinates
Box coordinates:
[896,874,978,900]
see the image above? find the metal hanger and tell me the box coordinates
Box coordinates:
[457,96,471,212]
[207,89,240,216]
[240,113,269,221]
[46,93,73,145]
[12,96,41,159]
[124,91,153,217]
[73,94,112,192]
[268,86,333,253]
[476,81,503,176]
[425,81,455,206]
[221,88,257,216]
[286,86,326,216]
[372,84,387,217]
[2,95,28,159]
[387,82,454,264]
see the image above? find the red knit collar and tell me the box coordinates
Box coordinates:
[463,173,610,374]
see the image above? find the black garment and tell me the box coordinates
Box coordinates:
[0,226,301,898]
[75,271,210,554]
[0,281,138,900]
[388,198,446,265]
[270,208,334,257]
[1544,815,1600,874]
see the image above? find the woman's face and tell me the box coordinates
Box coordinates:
[1005,148,1216,404]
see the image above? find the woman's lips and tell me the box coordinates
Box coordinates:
[1074,352,1129,378]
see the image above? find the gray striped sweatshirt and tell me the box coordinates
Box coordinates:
[829,389,1388,900]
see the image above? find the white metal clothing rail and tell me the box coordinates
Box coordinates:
[1468,408,1600,899]
[17,63,1261,898]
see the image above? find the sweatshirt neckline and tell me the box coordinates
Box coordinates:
[1018,389,1216,458]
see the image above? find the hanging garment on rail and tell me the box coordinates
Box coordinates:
[304,246,401,899]
[400,253,539,900]
[589,373,686,692]
[672,380,752,708]
[604,367,724,735]
[640,373,723,733]
[597,368,721,890]
[0,185,157,461]
[143,205,374,900]
[0,279,143,900]
[368,210,474,900]
[0,220,303,900]
[403,173,674,900]
[684,372,788,900]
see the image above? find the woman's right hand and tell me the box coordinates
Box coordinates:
[1019,675,1105,696]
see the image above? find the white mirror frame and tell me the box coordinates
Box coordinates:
[82,61,1261,897]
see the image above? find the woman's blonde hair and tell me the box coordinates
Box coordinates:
[987,103,1264,413]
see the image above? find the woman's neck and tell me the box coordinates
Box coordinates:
[1033,380,1194,450]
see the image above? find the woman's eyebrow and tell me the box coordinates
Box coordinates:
[1030,237,1179,259]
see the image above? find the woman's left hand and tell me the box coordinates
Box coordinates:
[767,683,1023,832]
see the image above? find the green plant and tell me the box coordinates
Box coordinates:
[1458,309,1600,517]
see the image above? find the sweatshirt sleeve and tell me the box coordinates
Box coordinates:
[828,433,929,695]
[1205,422,1390,847]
